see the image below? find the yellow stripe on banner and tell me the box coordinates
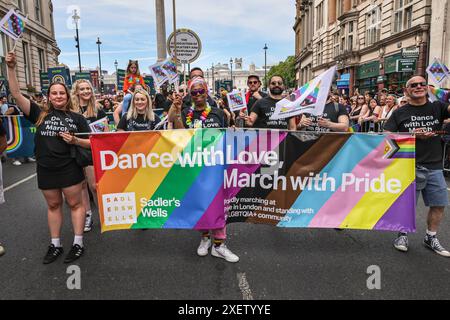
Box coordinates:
[339,158,415,229]
[123,130,195,221]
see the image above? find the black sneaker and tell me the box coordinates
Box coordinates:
[423,235,450,257]
[43,244,64,264]
[64,244,84,263]
[393,232,408,252]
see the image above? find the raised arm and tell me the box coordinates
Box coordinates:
[6,52,30,116]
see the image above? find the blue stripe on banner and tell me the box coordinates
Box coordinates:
[278,134,385,227]
[163,129,258,228]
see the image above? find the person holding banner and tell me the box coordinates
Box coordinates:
[241,75,296,130]
[385,76,450,257]
[6,51,90,264]
[168,77,239,263]
[72,79,107,232]
[293,92,349,133]
[117,89,161,131]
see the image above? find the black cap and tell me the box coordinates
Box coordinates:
[247,74,260,81]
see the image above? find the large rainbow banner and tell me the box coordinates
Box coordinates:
[91,130,416,233]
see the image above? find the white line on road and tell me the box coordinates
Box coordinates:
[237,272,254,300]
[4,174,37,192]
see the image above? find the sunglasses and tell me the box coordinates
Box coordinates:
[191,88,206,96]
[248,81,259,85]
[270,81,283,86]
[408,82,427,88]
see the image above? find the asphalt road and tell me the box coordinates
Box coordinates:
[1,159,450,300]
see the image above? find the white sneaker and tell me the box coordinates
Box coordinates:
[12,160,22,166]
[27,157,36,162]
[197,237,211,257]
[0,244,5,256]
[84,214,93,232]
[211,244,239,263]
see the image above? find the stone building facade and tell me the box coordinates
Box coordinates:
[294,0,431,95]
[0,0,60,94]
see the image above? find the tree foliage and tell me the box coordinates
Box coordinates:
[265,56,296,89]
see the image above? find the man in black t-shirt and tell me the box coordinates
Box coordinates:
[384,75,450,257]
[293,93,349,133]
[242,75,296,130]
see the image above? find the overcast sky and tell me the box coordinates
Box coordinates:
[54,0,296,74]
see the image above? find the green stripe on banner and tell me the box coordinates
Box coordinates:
[132,129,225,228]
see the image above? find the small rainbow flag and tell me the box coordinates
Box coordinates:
[384,137,415,159]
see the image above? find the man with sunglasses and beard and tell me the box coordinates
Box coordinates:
[235,75,267,127]
[384,75,450,257]
[241,75,296,130]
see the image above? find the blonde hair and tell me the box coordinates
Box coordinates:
[71,79,98,118]
[37,82,76,126]
[127,89,155,122]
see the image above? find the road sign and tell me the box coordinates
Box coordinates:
[167,28,202,64]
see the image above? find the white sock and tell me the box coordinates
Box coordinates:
[426,230,437,237]
[86,210,92,217]
[73,235,84,247]
[51,238,61,247]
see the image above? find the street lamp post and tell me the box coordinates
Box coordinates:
[96,37,103,94]
[230,58,233,89]
[72,10,82,72]
[212,63,215,95]
[263,44,268,91]
[114,59,119,88]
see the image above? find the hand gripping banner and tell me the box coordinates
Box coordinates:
[91,130,416,233]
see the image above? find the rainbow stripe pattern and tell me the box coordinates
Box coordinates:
[91,130,416,233]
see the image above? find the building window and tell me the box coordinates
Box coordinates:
[0,34,7,77]
[16,0,27,13]
[337,0,345,17]
[366,6,381,46]
[394,0,413,33]
[22,41,32,85]
[38,48,46,72]
[316,1,324,31]
[333,33,340,57]
[317,41,323,65]
[35,0,43,23]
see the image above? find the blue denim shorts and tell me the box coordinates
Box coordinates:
[416,167,449,207]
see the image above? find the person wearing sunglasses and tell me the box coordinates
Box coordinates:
[384,76,450,257]
[235,75,268,127]
[242,75,296,130]
[167,77,239,263]
[182,67,218,110]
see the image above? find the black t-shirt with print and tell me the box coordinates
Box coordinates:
[384,101,450,169]
[25,101,90,168]
[181,106,227,129]
[250,96,289,129]
[301,102,348,133]
[80,106,107,125]
[117,114,162,131]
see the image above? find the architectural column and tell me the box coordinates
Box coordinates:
[329,0,336,24]
[155,0,167,62]
[344,0,352,13]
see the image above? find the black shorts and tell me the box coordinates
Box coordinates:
[37,160,85,190]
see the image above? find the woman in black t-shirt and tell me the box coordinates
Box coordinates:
[72,79,106,233]
[167,77,239,263]
[6,51,90,264]
[117,89,162,131]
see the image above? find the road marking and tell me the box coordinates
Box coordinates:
[4,174,37,192]
[237,272,254,300]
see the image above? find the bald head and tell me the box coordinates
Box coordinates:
[405,75,428,105]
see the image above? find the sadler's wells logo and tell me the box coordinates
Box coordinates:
[103,193,137,226]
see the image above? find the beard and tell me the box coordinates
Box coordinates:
[270,87,283,95]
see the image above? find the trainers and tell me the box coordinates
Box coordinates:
[12,160,22,166]
[394,233,408,252]
[197,237,211,257]
[423,234,450,257]
[27,157,36,162]
[211,244,239,263]
[64,244,84,263]
[43,244,64,264]
[84,214,93,232]
[0,244,5,256]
